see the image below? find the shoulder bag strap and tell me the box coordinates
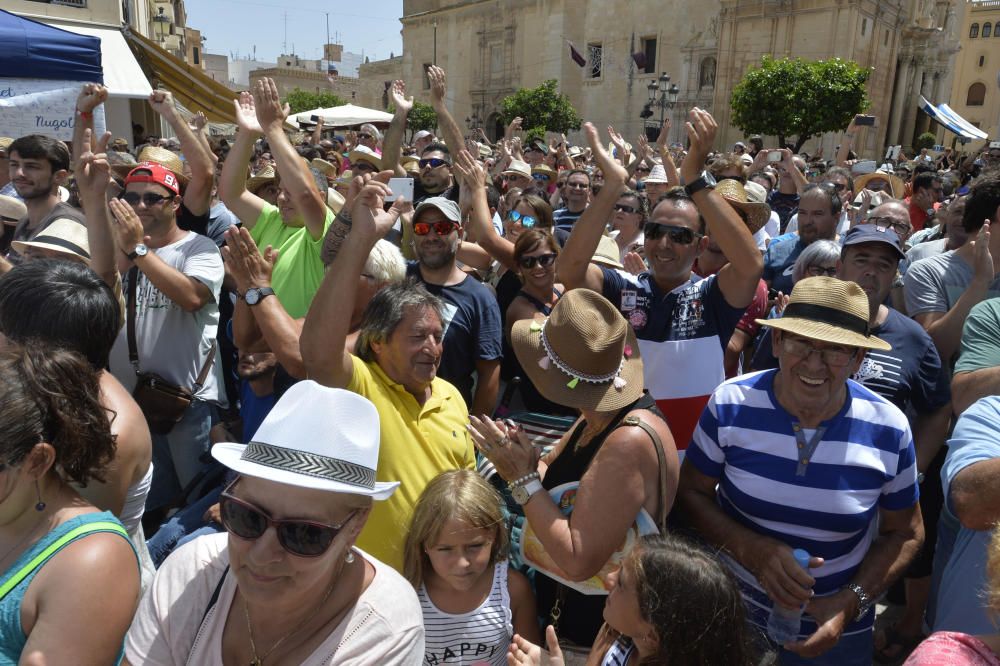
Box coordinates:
[192,341,217,392]
[199,565,230,628]
[617,416,670,532]
[126,266,140,374]
[0,521,128,602]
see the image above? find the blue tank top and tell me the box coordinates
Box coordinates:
[0,511,134,664]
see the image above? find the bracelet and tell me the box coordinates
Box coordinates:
[510,471,540,489]
[336,209,353,226]
[76,108,93,120]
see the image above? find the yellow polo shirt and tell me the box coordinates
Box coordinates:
[348,356,475,571]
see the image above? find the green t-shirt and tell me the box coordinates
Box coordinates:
[250,204,332,319]
[954,298,1000,376]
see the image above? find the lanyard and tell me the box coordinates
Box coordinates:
[792,423,827,476]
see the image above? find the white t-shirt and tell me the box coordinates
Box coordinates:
[124,533,424,665]
[109,231,226,405]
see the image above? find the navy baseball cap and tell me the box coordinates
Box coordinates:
[842,224,905,260]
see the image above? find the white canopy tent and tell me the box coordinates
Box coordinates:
[293,103,392,128]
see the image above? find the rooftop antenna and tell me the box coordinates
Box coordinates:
[283,12,288,53]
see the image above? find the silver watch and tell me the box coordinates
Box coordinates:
[846,583,873,622]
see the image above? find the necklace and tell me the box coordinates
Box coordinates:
[243,576,338,666]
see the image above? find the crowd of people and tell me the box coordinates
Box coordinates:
[0,62,998,665]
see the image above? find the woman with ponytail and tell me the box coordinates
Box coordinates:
[0,344,139,664]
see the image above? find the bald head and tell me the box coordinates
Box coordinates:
[867,200,912,241]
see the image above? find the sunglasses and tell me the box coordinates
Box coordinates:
[635,166,651,173]
[532,173,551,182]
[120,192,172,207]
[806,265,838,277]
[507,210,537,228]
[517,253,557,269]
[565,182,589,190]
[352,162,376,173]
[643,222,700,244]
[357,133,373,140]
[219,487,358,557]
[418,158,449,169]
[414,220,460,236]
[614,204,637,214]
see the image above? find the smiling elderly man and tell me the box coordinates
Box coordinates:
[301,176,474,572]
[679,276,923,666]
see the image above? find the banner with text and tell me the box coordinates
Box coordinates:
[0,78,106,141]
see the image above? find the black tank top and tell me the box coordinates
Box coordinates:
[534,393,662,646]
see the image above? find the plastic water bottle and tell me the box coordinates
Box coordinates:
[766,548,812,645]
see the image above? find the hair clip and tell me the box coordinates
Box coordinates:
[623,345,633,359]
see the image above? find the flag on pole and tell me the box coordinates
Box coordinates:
[568,41,586,67]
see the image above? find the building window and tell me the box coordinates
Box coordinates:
[423,63,432,89]
[489,45,503,79]
[193,47,200,65]
[970,23,979,38]
[980,55,986,67]
[984,23,993,38]
[884,29,889,46]
[861,18,867,36]
[640,37,657,74]
[587,42,603,79]
[967,82,987,106]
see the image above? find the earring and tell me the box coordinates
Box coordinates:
[345,550,355,564]
[34,481,46,512]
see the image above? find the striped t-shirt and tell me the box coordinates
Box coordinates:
[418,562,513,665]
[686,369,919,636]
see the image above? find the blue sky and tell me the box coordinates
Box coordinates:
[185,0,404,64]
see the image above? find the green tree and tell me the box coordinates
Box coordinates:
[284,88,348,115]
[730,56,871,152]
[914,132,937,151]
[407,101,438,136]
[500,80,582,136]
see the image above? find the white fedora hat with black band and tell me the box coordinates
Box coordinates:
[212,381,399,500]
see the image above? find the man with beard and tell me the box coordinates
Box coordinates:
[413,142,457,204]
[763,182,841,296]
[4,134,83,268]
[405,197,502,416]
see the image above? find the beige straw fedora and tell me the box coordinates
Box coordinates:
[113,145,188,185]
[757,276,890,350]
[511,289,643,411]
[716,179,770,234]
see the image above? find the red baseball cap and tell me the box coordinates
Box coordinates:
[124,162,180,195]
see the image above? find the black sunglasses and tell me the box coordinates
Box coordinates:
[614,204,637,214]
[219,486,357,557]
[120,192,172,207]
[357,133,373,140]
[418,157,449,169]
[643,222,700,244]
[517,253,557,269]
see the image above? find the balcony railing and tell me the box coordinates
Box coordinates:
[49,0,88,7]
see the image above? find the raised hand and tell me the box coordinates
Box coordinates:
[350,171,406,240]
[108,197,152,256]
[74,128,112,200]
[607,125,628,163]
[655,118,672,150]
[221,226,276,294]
[636,134,651,164]
[973,221,994,286]
[453,149,487,190]
[148,90,178,120]
[506,116,523,139]
[427,66,447,104]
[77,83,108,113]
[585,122,627,189]
[682,107,718,182]
[189,111,208,133]
[233,91,264,136]
[623,251,646,275]
[252,78,291,133]
[389,79,412,114]
[507,626,564,666]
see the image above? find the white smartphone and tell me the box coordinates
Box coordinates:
[386,177,414,202]
[767,150,782,162]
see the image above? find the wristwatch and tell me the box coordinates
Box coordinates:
[243,287,275,306]
[684,170,717,197]
[846,583,873,622]
[511,479,544,505]
[126,243,148,261]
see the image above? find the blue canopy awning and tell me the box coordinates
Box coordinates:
[919,96,989,140]
[0,9,102,83]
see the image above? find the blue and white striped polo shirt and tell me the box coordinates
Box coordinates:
[687,369,919,635]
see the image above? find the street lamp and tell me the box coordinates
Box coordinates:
[152,7,170,44]
[641,72,681,137]
[432,19,438,66]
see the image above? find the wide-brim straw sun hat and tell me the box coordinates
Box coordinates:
[212,381,399,499]
[757,276,891,351]
[246,165,277,193]
[11,218,90,262]
[511,288,643,411]
[855,170,905,199]
[716,179,770,234]
[591,234,625,269]
[112,145,188,185]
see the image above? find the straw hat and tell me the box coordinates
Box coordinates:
[246,165,277,193]
[213,381,399,499]
[401,155,421,175]
[326,188,345,214]
[311,158,339,177]
[336,170,354,185]
[591,234,625,269]
[113,145,188,185]
[855,170,905,198]
[503,159,532,179]
[0,138,13,154]
[644,164,669,184]
[716,179,770,234]
[0,195,26,225]
[532,164,557,179]
[348,145,382,170]
[757,276,890,350]
[511,289,643,411]
[11,218,90,262]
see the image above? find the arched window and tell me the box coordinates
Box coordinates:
[967,82,987,106]
[970,23,979,38]
[985,23,993,38]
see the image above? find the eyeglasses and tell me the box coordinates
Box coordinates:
[418,158,449,169]
[866,180,888,192]
[565,182,589,190]
[532,173,550,182]
[829,183,848,192]
[805,265,839,277]
[507,210,537,228]
[219,487,358,557]
[868,216,911,235]
[357,133,373,140]
[517,253,557,269]
[635,166,651,173]
[780,335,857,368]
[614,204,638,214]
[643,222,701,245]
[120,192,172,207]
[352,162,376,173]
[414,220,460,236]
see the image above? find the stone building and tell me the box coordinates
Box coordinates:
[945,0,1000,151]
[400,0,962,155]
